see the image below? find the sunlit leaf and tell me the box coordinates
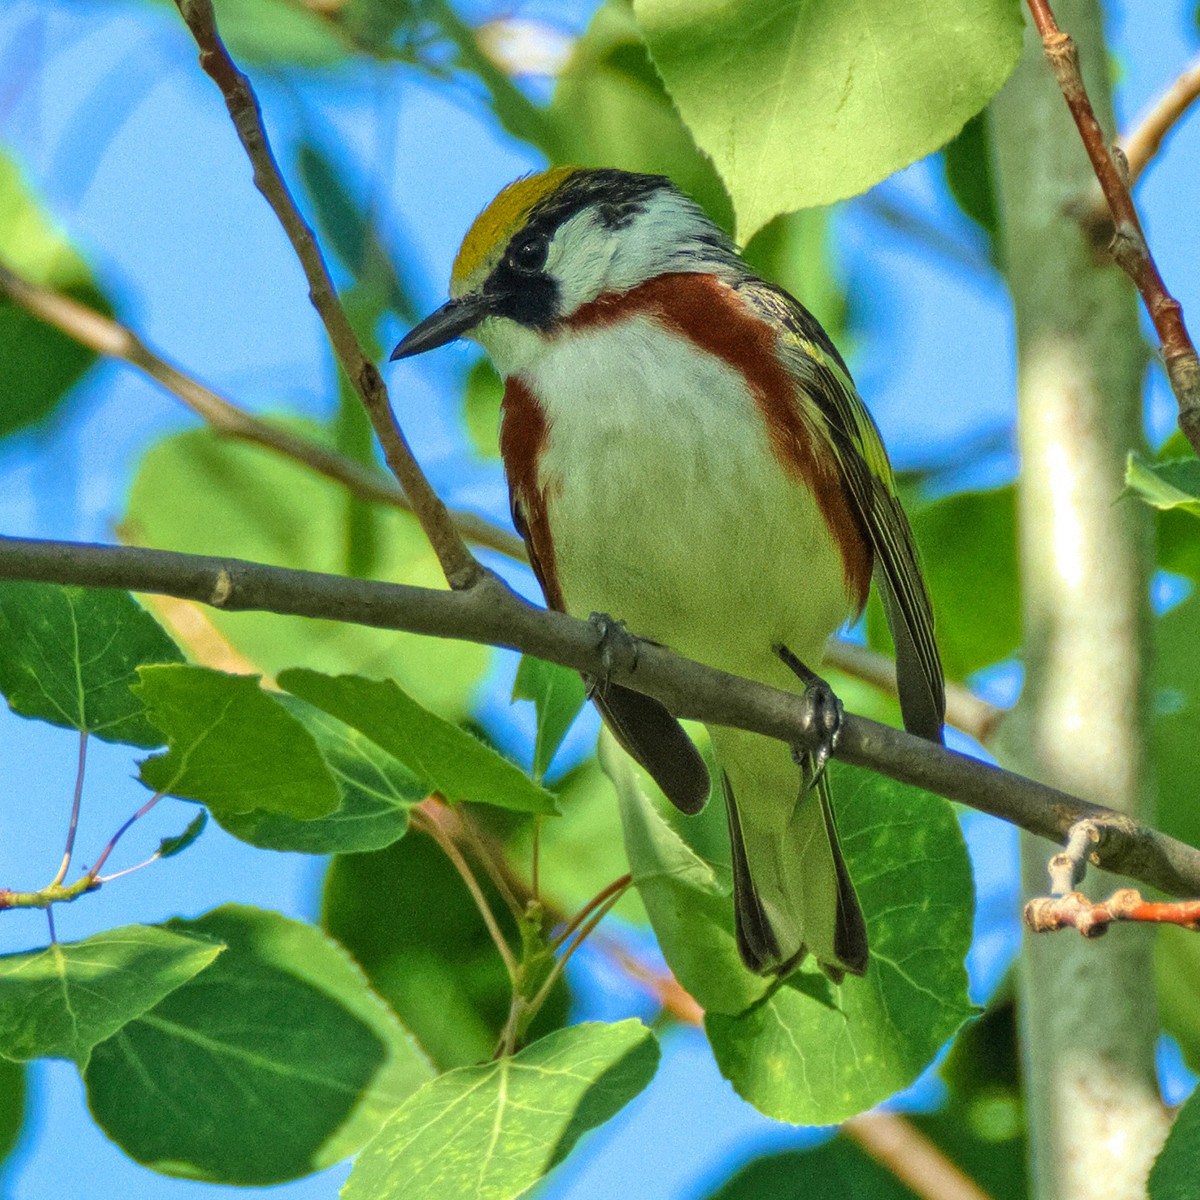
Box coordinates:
[1153,592,1200,849]
[280,669,556,815]
[633,0,1024,238]
[549,0,733,228]
[342,1021,659,1200]
[0,926,221,1069]
[1127,452,1200,518]
[704,763,974,1124]
[124,425,488,718]
[136,665,340,819]
[85,905,431,1185]
[216,693,423,854]
[0,583,182,745]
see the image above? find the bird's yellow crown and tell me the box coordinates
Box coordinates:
[451,166,577,296]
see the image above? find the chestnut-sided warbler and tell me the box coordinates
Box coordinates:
[393,167,944,980]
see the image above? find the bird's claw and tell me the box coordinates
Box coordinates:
[585,612,639,699]
[773,644,843,789]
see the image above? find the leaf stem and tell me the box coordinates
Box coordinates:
[551,873,632,954]
[411,805,517,982]
[86,791,166,883]
[49,731,89,888]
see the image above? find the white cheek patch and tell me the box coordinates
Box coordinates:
[546,191,735,317]
[547,209,618,315]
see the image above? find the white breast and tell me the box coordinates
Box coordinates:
[523,314,855,688]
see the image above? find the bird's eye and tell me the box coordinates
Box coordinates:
[507,233,548,274]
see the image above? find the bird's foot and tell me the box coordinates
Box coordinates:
[773,643,843,786]
[585,612,639,699]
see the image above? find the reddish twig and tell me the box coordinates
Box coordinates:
[172,0,483,588]
[1026,888,1200,936]
[1026,0,1200,455]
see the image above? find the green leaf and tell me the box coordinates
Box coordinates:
[871,487,1018,680]
[0,926,222,1069]
[512,655,588,781]
[707,1137,911,1199]
[157,810,208,859]
[85,904,432,1185]
[216,693,423,854]
[280,669,557,815]
[633,0,1024,238]
[608,737,767,1016]
[0,583,183,745]
[1127,452,1200,518]
[342,1021,660,1200]
[0,152,110,439]
[124,424,488,718]
[135,665,340,819]
[323,831,568,1071]
[1150,1083,1200,1200]
[548,0,733,229]
[464,358,504,459]
[705,761,975,1124]
[1153,593,1200,849]
[0,1058,25,1167]
[1156,926,1200,1074]
[943,111,999,240]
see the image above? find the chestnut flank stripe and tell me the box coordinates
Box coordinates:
[566,274,873,609]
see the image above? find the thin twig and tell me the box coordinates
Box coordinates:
[411,803,517,980]
[527,882,630,1018]
[49,731,89,888]
[0,268,1001,727]
[1046,818,1101,896]
[433,803,524,922]
[0,262,523,561]
[1026,888,1200,936]
[1121,54,1200,187]
[5,536,1200,901]
[172,0,482,587]
[1026,0,1200,455]
[824,641,1004,745]
[844,1113,996,1200]
[86,791,166,882]
[551,873,632,953]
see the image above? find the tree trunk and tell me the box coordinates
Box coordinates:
[990,3,1169,1198]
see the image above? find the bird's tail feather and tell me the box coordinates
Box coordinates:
[715,729,867,980]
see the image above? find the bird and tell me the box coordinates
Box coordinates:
[392,166,944,982]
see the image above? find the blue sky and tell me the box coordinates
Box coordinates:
[1,1,1198,1196]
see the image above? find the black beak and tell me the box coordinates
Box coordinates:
[389,293,493,361]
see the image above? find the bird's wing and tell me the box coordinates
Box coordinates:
[741,280,946,743]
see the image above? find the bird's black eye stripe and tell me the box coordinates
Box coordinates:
[506,232,549,274]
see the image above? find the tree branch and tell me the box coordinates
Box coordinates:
[172,0,482,587]
[1026,0,1200,456]
[0,260,525,562]
[3,533,1199,899]
[1121,54,1200,189]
